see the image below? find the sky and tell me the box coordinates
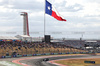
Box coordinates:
[0,0,100,39]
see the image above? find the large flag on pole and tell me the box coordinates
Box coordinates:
[45,0,66,21]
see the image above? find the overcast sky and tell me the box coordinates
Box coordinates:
[0,0,100,39]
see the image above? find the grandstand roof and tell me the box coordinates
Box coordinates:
[51,39,63,42]
[15,35,31,38]
[0,36,18,40]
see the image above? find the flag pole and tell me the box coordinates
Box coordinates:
[43,0,46,53]
[44,0,46,41]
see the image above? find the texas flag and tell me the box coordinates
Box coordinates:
[45,0,66,21]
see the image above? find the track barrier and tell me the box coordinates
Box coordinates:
[37,54,41,56]
[5,56,11,58]
[27,54,32,56]
[0,52,98,59]
[23,55,27,56]
[16,55,22,57]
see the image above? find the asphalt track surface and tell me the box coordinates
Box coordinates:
[20,55,100,66]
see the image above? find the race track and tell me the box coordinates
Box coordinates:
[19,55,100,66]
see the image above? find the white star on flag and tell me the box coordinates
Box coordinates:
[48,6,50,10]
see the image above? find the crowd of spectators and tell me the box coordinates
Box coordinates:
[0,40,70,51]
[63,40,85,49]
[0,39,89,56]
[0,40,68,56]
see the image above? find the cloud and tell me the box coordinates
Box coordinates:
[1,0,44,12]
[0,0,100,38]
[85,0,100,3]
[65,3,83,12]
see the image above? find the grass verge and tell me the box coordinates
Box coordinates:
[55,58,100,66]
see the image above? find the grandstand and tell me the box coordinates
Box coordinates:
[0,38,90,57]
[1,35,100,57]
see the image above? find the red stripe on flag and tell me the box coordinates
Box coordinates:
[52,11,66,21]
